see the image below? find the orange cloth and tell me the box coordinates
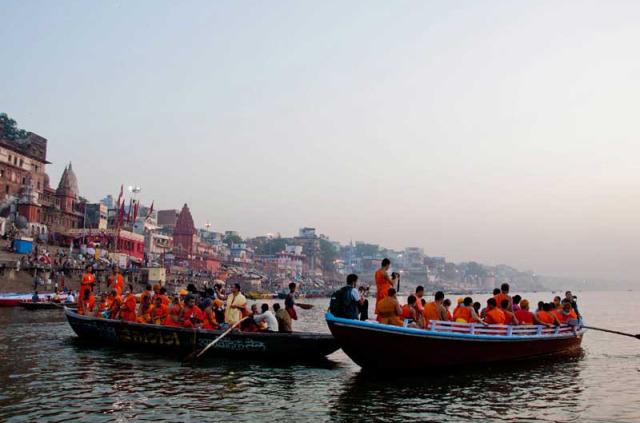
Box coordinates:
[377,296,403,326]
[150,304,169,325]
[494,293,508,309]
[78,295,95,315]
[551,309,563,322]
[422,302,441,328]
[536,311,555,324]
[557,310,577,323]
[107,296,122,319]
[137,302,152,323]
[201,308,219,330]
[108,274,124,296]
[414,295,424,312]
[120,293,137,322]
[453,306,472,323]
[400,304,413,320]
[140,291,152,306]
[80,273,95,299]
[515,309,534,325]
[181,305,203,328]
[164,304,183,327]
[485,308,506,325]
[446,310,453,321]
[157,294,169,306]
[374,268,392,317]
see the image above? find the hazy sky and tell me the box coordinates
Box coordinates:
[2,1,639,281]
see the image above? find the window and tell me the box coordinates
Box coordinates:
[19,159,23,167]
[13,157,17,165]
[37,181,40,189]
[7,155,11,163]
[35,165,38,173]
[5,185,8,193]
[22,177,26,185]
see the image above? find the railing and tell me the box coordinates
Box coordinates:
[402,319,580,337]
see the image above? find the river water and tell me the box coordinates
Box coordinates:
[0,290,638,422]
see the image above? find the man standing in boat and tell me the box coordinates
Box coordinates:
[374,258,398,321]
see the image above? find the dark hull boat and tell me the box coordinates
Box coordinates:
[326,313,586,370]
[65,308,339,361]
[20,302,75,310]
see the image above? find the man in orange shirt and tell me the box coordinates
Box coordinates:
[140,284,153,306]
[150,296,169,325]
[374,258,398,321]
[119,284,137,322]
[157,287,169,306]
[484,298,506,325]
[422,291,448,329]
[414,286,425,314]
[377,288,403,326]
[494,283,513,311]
[182,296,203,328]
[137,294,153,324]
[107,289,122,319]
[77,289,95,316]
[515,299,551,326]
[536,303,560,326]
[79,265,95,300]
[107,267,124,297]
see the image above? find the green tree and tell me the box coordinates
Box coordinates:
[355,242,379,257]
[255,237,289,255]
[224,234,243,247]
[319,239,339,272]
[0,113,29,140]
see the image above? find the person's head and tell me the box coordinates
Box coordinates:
[543,303,552,312]
[501,283,510,294]
[520,299,530,311]
[201,298,211,309]
[443,299,451,308]
[562,302,572,313]
[407,295,416,305]
[415,286,424,297]
[112,267,119,275]
[187,283,196,293]
[288,282,296,292]
[565,291,573,300]
[473,302,481,312]
[553,296,561,306]
[251,304,258,314]
[434,291,445,303]
[381,258,391,269]
[463,297,473,307]
[153,284,160,293]
[154,297,162,307]
[457,297,464,306]
[110,289,117,298]
[513,295,521,305]
[180,290,188,298]
[346,274,358,287]
[172,296,180,304]
[493,288,501,295]
[358,286,366,293]
[86,264,93,272]
[487,298,497,309]
[261,303,269,313]
[387,288,397,298]
[187,297,196,307]
[273,303,281,312]
[146,284,152,291]
[159,287,166,295]
[205,287,214,297]
[233,283,241,294]
[127,284,133,292]
[501,299,509,309]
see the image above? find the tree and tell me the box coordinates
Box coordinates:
[224,234,243,247]
[0,113,29,140]
[355,242,379,257]
[319,239,339,272]
[255,237,288,255]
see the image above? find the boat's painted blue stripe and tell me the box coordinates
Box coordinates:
[326,313,586,341]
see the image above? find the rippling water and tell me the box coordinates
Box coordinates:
[1,291,639,422]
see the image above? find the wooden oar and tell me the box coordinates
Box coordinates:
[296,303,314,310]
[185,316,249,361]
[568,319,640,340]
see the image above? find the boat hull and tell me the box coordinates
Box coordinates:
[327,314,585,370]
[20,302,75,310]
[65,308,339,361]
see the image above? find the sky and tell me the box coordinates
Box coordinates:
[1,1,639,282]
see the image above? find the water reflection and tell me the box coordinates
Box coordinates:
[331,350,585,423]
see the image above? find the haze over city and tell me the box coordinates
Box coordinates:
[2,1,639,282]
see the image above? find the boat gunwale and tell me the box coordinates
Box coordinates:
[326,312,586,342]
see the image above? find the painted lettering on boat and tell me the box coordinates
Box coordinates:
[117,327,181,346]
[197,337,266,352]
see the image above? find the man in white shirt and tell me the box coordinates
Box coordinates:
[252,303,278,332]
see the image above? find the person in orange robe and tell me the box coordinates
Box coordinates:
[181,296,203,328]
[374,258,398,321]
[536,303,560,326]
[453,297,485,324]
[140,284,153,307]
[514,299,535,325]
[137,295,153,323]
[157,287,169,306]
[493,283,513,311]
[443,299,453,321]
[400,295,417,322]
[377,288,403,326]
[484,298,506,325]
[422,291,448,329]
[413,286,425,315]
[557,302,577,324]
[77,290,95,316]
[107,267,124,297]
[79,265,95,301]
[119,285,137,322]
[201,298,220,330]
[107,289,122,319]
[164,296,183,327]
[150,297,169,325]
[94,293,109,319]
[500,299,519,325]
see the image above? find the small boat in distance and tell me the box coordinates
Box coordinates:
[0,292,71,307]
[65,307,339,362]
[326,313,586,370]
[20,302,76,310]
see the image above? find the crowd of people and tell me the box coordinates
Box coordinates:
[335,258,581,332]
[74,265,301,333]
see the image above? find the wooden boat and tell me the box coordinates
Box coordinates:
[0,292,70,307]
[326,313,586,370]
[64,307,339,361]
[20,301,76,310]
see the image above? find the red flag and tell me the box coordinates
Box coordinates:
[118,201,125,226]
[145,201,154,221]
[116,184,123,209]
[126,198,132,222]
[133,200,139,222]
